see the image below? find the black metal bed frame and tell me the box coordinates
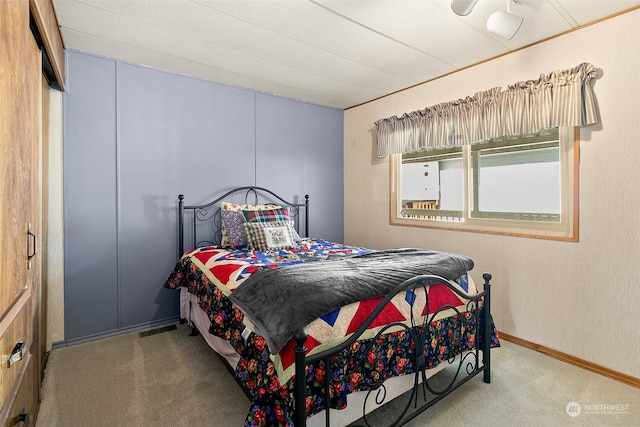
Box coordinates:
[178,186,309,255]
[177,186,493,427]
[293,273,492,426]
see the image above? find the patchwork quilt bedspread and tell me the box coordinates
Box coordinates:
[164,239,373,377]
[164,238,500,426]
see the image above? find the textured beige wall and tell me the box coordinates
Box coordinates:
[344,9,640,378]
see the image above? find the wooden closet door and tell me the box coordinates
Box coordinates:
[0,0,41,422]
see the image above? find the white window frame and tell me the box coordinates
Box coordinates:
[390,127,579,241]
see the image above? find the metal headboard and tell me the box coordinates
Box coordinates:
[178,186,309,255]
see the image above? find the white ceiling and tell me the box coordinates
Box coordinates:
[52,0,640,109]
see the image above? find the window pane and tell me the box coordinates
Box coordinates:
[474,146,560,218]
[401,161,440,201]
[440,158,463,211]
[400,150,463,220]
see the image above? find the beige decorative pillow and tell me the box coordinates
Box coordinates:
[243,220,297,251]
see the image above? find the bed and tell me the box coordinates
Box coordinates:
[163,186,500,426]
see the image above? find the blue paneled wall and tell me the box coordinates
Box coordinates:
[63,50,344,344]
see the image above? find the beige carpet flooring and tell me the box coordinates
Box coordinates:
[36,323,640,427]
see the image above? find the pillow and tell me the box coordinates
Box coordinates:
[243,220,297,251]
[220,202,279,247]
[242,206,289,223]
[242,207,303,242]
[220,209,248,247]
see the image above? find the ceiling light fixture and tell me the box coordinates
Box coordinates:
[451,0,479,16]
[486,0,524,40]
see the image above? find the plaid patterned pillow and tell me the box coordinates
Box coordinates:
[242,207,289,223]
[243,221,297,251]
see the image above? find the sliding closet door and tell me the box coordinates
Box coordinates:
[0,0,41,421]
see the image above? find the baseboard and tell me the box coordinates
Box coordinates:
[498,332,640,389]
[51,316,181,349]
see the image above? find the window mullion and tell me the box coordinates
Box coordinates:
[463,145,472,222]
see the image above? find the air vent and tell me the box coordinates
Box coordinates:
[138,324,177,338]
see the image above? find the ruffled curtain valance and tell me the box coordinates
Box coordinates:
[375,63,599,157]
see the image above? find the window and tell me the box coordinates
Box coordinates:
[390,127,579,241]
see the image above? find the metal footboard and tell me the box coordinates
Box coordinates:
[294,272,493,426]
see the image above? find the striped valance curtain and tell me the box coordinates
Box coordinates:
[375,63,599,157]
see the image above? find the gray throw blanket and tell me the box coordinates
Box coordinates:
[229,248,474,354]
